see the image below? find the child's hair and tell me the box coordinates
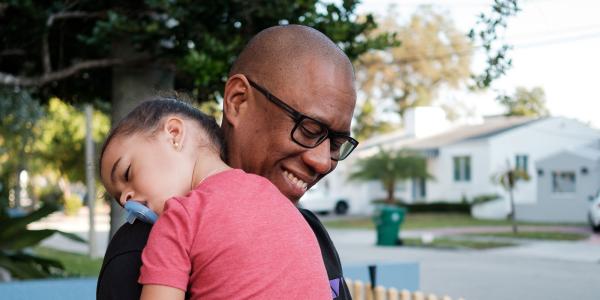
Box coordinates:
[100,97,225,177]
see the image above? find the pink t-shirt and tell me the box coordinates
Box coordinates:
[139,169,331,299]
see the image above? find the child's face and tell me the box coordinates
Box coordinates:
[100,130,194,215]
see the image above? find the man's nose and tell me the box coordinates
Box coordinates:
[301,139,333,175]
[119,191,134,206]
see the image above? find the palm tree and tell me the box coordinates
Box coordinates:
[349,148,433,204]
[494,159,530,234]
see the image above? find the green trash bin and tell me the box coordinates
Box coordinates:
[373,205,406,246]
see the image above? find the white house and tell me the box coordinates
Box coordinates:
[515,142,600,223]
[320,107,600,218]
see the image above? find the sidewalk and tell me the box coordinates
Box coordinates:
[29,205,112,257]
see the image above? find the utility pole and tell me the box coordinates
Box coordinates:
[85,104,96,257]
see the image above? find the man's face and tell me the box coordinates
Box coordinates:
[230,58,356,203]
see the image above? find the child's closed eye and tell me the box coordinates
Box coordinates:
[124,165,131,181]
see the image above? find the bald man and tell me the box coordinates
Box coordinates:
[97,25,357,300]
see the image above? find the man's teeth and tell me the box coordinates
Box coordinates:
[284,170,308,190]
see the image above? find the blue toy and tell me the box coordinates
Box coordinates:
[124,201,158,224]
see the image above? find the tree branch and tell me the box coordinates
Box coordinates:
[47,11,106,27]
[0,57,144,87]
[0,49,26,56]
[43,11,106,74]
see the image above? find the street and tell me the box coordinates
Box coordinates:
[331,228,600,300]
[32,209,600,300]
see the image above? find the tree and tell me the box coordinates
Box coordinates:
[34,98,110,185]
[0,89,43,208]
[354,6,474,126]
[352,99,396,141]
[493,159,530,234]
[0,1,397,237]
[349,148,432,204]
[469,0,521,89]
[497,86,549,117]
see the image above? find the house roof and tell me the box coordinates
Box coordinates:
[566,142,600,161]
[359,115,540,153]
[536,141,600,163]
[407,116,538,151]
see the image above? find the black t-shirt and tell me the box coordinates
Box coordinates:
[96,209,351,300]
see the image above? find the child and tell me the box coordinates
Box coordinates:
[99,98,331,300]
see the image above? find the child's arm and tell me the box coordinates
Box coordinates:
[139,199,194,296]
[141,284,185,300]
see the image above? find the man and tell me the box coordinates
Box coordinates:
[97,24,357,299]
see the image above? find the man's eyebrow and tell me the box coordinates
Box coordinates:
[110,157,122,184]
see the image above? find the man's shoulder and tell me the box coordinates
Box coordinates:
[299,208,352,299]
[299,208,326,231]
[97,221,152,300]
[105,220,152,255]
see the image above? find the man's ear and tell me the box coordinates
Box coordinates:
[163,116,186,150]
[223,74,251,128]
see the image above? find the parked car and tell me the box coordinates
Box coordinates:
[588,191,600,232]
[299,184,350,215]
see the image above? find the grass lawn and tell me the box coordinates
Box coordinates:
[466,231,590,241]
[33,247,103,277]
[323,213,584,230]
[401,237,515,250]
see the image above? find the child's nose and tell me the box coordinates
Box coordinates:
[120,191,134,206]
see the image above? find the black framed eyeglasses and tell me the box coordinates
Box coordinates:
[247,78,358,161]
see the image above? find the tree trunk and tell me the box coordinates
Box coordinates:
[508,187,518,234]
[385,181,395,205]
[108,41,174,240]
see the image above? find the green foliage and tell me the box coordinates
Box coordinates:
[468,0,521,89]
[35,184,64,206]
[0,89,44,206]
[0,204,86,279]
[493,162,530,233]
[372,199,471,214]
[352,99,396,140]
[349,148,432,203]
[1,0,396,102]
[34,97,110,183]
[494,168,530,190]
[63,194,83,216]
[0,90,108,212]
[471,193,501,205]
[497,86,549,117]
[33,247,103,277]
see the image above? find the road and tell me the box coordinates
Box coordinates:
[32,209,600,300]
[330,228,600,300]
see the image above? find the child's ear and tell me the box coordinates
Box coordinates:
[163,116,186,150]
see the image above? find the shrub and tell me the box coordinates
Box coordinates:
[36,185,63,206]
[63,194,82,216]
[471,194,501,205]
[372,199,471,214]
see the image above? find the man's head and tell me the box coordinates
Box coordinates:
[222,25,357,203]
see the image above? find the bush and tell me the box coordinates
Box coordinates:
[63,194,82,216]
[372,199,471,214]
[471,194,501,205]
[36,185,63,205]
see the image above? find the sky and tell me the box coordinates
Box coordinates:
[355,0,600,128]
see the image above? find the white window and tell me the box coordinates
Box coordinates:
[552,171,576,193]
[453,156,471,182]
[515,154,528,172]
